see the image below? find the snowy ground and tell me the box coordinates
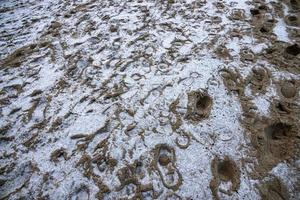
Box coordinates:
[0,0,299,199]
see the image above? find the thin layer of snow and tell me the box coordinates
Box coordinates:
[0,0,298,199]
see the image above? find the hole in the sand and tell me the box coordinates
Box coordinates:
[276,103,284,112]
[260,27,268,33]
[266,48,275,54]
[258,5,267,10]
[196,95,212,110]
[288,16,297,22]
[186,91,213,121]
[250,9,260,15]
[280,82,297,98]
[217,159,236,182]
[264,123,292,140]
[15,51,23,57]
[285,44,300,56]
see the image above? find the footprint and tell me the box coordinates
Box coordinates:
[263,122,297,160]
[258,175,289,200]
[265,122,293,140]
[153,144,183,191]
[285,15,299,26]
[247,66,270,94]
[280,81,297,99]
[210,156,241,199]
[186,90,213,121]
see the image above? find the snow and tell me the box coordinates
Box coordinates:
[0,0,299,199]
[273,18,291,43]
